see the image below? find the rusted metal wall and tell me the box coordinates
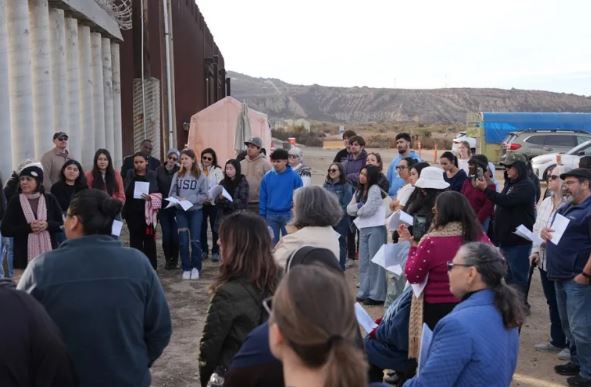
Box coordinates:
[120,0,225,159]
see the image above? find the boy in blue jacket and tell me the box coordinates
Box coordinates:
[259,149,303,244]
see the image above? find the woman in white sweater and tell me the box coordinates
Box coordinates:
[347,165,388,305]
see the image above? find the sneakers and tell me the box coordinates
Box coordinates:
[534,342,564,352]
[190,268,199,280]
[559,348,572,361]
[567,375,591,386]
[211,253,220,262]
[555,362,580,376]
[182,271,191,280]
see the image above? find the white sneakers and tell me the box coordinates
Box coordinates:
[182,268,200,280]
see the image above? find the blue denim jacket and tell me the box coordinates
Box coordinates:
[546,195,591,280]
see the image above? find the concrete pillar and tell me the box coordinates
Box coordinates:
[50,8,68,136]
[91,32,105,151]
[65,17,82,163]
[78,25,94,169]
[111,42,123,169]
[7,0,34,166]
[29,0,54,158]
[0,0,12,179]
[102,38,114,155]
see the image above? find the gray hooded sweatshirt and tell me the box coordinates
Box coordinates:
[169,172,209,211]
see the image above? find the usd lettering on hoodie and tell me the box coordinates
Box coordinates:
[168,172,209,211]
[259,166,303,216]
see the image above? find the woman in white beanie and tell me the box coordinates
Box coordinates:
[1,162,63,279]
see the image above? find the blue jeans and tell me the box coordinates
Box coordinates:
[265,211,292,245]
[555,279,591,379]
[0,236,14,279]
[500,244,531,297]
[159,207,179,261]
[176,209,203,272]
[358,226,387,301]
[539,268,566,348]
[333,217,349,270]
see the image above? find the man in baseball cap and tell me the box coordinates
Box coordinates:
[240,137,271,213]
[41,131,70,189]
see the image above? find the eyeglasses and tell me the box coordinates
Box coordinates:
[262,296,273,315]
[328,168,338,173]
[446,261,474,271]
[548,175,560,181]
[288,155,299,158]
[396,165,407,170]
[202,156,212,161]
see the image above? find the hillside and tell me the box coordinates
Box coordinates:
[228,71,591,123]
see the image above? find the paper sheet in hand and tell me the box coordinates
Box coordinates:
[354,302,378,334]
[386,210,414,230]
[165,197,193,211]
[111,220,123,236]
[550,213,570,245]
[410,274,429,298]
[371,243,405,275]
[133,182,150,199]
[353,205,386,229]
[513,224,543,245]
[221,187,233,202]
[417,323,433,375]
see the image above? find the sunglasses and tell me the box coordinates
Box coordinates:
[548,175,560,181]
[328,168,338,173]
[202,156,213,161]
[57,137,68,141]
[168,156,178,161]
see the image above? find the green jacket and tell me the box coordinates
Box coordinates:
[198,277,268,386]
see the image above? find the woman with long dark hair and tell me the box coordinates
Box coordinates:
[323,162,353,269]
[214,159,249,230]
[269,264,369,387]
[347,165,387,305]
[440,151,467,192]
[51,159,88,213]
[399,191,491,360]
[86,149,125,203]
[199,211,280,386]
[122,152,160,269]
[200,147,224,261]
[404,242,523,386]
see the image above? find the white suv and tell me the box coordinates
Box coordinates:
[531,140,591,180]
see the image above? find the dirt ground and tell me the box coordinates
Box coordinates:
[147,146,567,387]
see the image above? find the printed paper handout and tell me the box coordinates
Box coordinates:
[386,210,414,230]
[354,302,378,334]
[133,181,150,199]
[353,205,386,229]
[513,224,543,245]
[165,197,194,211]
[111,219,123,237]
[208,185,234,203]
[550,213,570,245]
[371,243,405,276]
[418,323,433,375]
[410,274,429,298]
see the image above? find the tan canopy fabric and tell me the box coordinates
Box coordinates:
[187,96,271,165]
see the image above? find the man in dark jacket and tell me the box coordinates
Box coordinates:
[342,135,368,186]
[333,129,357,163]
[120,139,162,179]
[543,168,591,385]
[0,278,77,386]
[476,153,536,296]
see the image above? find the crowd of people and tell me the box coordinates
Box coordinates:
[0,128,590,387]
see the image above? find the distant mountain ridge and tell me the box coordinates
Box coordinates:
[228,71,591,123]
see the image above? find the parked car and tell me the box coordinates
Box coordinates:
[500,130,591,163]
[531,140,591,180]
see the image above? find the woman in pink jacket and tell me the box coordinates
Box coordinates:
[399,191,491,329]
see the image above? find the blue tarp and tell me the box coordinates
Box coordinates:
[482,112,591,144]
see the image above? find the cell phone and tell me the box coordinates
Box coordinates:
[476,167,484,179]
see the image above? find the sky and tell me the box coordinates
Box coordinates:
[196,0,591,96]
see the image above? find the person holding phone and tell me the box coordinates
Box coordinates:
[461,155,495,231]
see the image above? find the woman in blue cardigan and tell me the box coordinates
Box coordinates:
[404,242,524,387]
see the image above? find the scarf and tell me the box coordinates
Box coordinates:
[145,193,162,237]
[19,193,53,262]
[408,222,464,359]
